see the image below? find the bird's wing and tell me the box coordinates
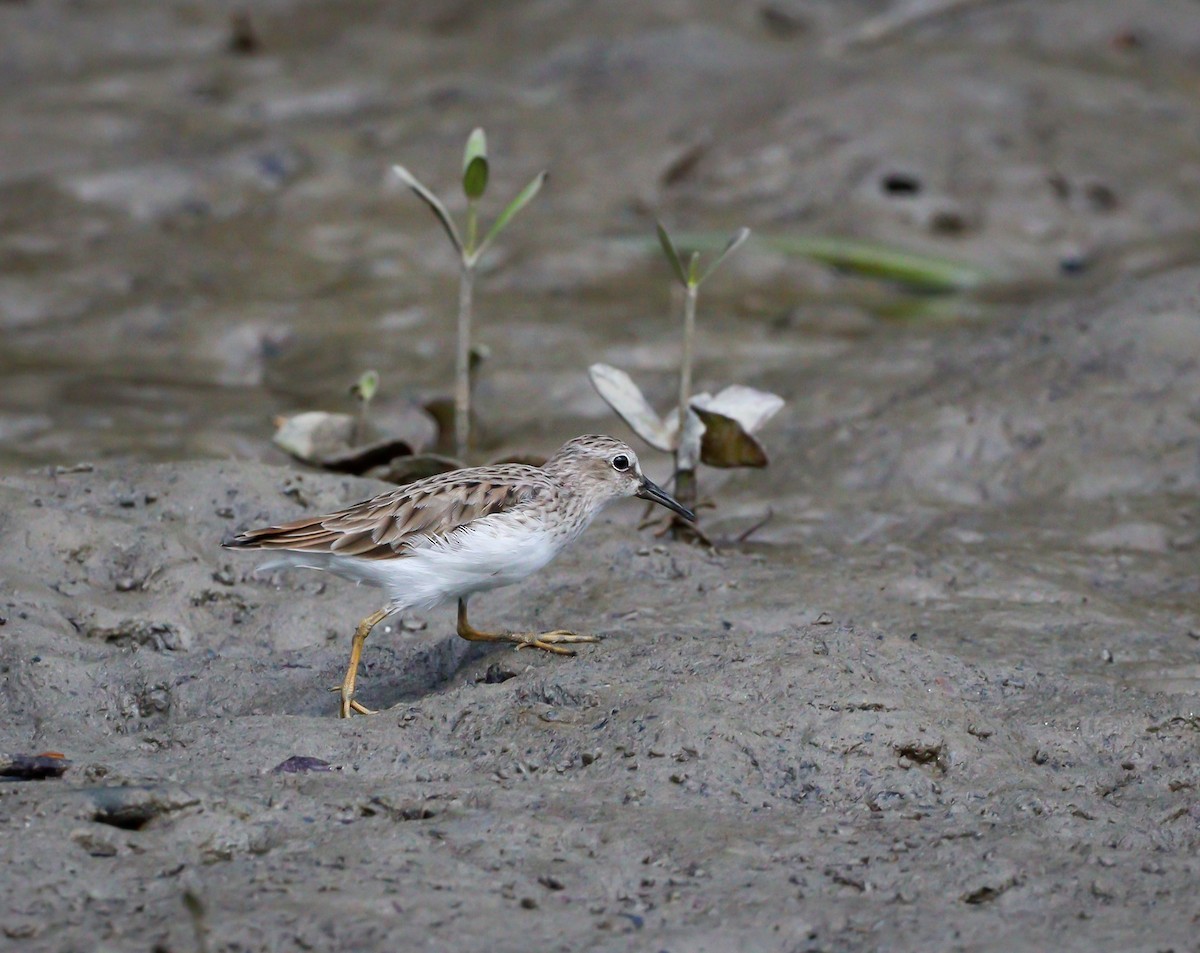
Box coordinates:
[225,466,552,560]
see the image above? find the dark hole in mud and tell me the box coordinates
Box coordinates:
[86,786,199,831]
[881,171,922,196]
[478,663,518,684]
[363,796,439,821]
[92,805,155,831]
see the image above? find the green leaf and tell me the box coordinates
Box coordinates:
[462,128,489,199]
[687,251,701,287]
[475,171,547,259]
[763,235,988,292]
[462,128,487,172]
[391,164,463,256]
[656,220,687,288]
[353,369,379,404]
[624,231,992,293]
[699,226,750,285]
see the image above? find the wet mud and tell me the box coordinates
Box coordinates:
[1,2,1198,951]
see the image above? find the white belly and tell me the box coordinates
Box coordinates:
[375,524,564,609]
[258,517,572,612]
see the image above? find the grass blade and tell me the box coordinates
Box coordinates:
[764,235,988,291]
[633,231,991,292]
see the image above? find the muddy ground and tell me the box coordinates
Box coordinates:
[1,1,1199,951]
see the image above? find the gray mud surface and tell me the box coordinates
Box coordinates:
[2,2,1199,952]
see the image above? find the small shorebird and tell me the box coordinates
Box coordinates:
[224,435,694,717]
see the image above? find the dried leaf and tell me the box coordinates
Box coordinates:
[274,407,436,472]
[693,385,784,435]
[369,453,464,486]
[272,756,334,774]
[273,412,356,462]
[319,438,418,475]
[692,406,769,468]
[588,364,676,451]
[0,753,70,780]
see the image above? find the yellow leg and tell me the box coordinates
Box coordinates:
[455,599,599,656]
[331,607,390,718]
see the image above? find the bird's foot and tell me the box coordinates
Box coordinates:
[639,497,716,547]
[639,511,715,547]
[510,630,600,656]
[329,684,377,718]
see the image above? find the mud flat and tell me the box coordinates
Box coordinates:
[3,265,1199,951]
[2,0,1199,950]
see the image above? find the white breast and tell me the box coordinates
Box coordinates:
[257,509,583,613]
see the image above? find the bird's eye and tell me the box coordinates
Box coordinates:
[611,454,631,472]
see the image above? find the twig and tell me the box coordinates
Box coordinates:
[827,0,994,53]
[730,507,775,545]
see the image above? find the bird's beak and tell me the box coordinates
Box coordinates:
[636,476,695,521]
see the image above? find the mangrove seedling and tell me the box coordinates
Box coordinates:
[589,221,783,542]
[350,369,379,447]
[391,128,547,460]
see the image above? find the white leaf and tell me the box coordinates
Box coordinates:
[690,385,784,435]
[272,412,355,462]
[588,364,676,451]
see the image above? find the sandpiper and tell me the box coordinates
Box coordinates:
[224,435,694,717]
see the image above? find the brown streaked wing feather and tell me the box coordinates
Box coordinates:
[226,465,553,559]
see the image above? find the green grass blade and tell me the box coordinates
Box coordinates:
[760,235,988,291]
[638,231,990,292]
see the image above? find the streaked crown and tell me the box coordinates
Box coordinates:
[543,434,644,503]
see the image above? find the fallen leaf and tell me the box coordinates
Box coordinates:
[692,385,783,435]
[271,756,334,774]
[273,411,355,462]
[273,404,438,473]
[0,753,71,781]
[692,406,769,468]
[368,453,463,486]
